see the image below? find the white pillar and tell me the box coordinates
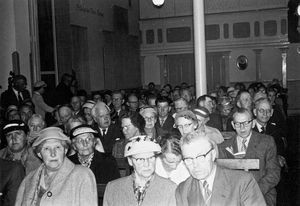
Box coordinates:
[193,0,207,97]
[279,47,288,89]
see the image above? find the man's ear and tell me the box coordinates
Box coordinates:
[168,106,171,112]
[270,109,274,117]
[253,108,257,117]
[231,121,236,130]
[127,157,133,166]
[37,153,42,159]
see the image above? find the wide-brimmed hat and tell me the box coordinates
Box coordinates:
[32,127,70,147]
[70,124,97,140]
[82,100,96,109]
[139,106,157,117]
[124,135,161,157]
[3,120,29,135]
[174,110,197,122]
[34,81,47,89]
[193,107,210,119]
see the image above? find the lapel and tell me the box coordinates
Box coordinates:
[210,167,231,206]
[187,177,206,206]
[244,132,260,158]
[49,158,74,191]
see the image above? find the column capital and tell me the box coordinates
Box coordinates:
[253,49,263,54]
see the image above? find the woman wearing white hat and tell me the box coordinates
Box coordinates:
[103,135,176,206]
[15,127,97,206]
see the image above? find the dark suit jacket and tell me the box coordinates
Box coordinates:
[0,158,25,206]
[68,150,120,184]
[0,88,31,109]
[207,112,223,131]
[218,131,281,206]
[176,166,266,206]
[253,122,285,157]
[94,123,124,154]
[54,82,73,106]
[155,115,175,132]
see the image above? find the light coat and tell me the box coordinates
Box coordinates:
[15,158,97,206]
[103,174,177,206]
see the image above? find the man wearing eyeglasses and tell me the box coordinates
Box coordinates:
[176,132,266,206]
[218,108,280,206]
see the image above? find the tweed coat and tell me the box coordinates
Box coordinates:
[103,174,177,206]
[176,166,266,206]
[218,131,281,206]
[15,158,97,206]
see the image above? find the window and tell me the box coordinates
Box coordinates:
[233,22,250,38]
[205,25,220,40]
[166,27,191,42]
[146,30,154,44]
[254,21,260,37]
[157,29,163,43]
[264,20,277,36]
[281,19,287,35]
[223,24,229,39]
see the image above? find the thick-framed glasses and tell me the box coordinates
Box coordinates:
[183,148,214,165]
[257,109,272,115]
[74,137,94,145]
[132,155,156,165]
[233,119,253,128]
[176,123,193,130]
[144,116,156,122]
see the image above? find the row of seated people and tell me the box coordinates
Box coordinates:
[0,78,287,206]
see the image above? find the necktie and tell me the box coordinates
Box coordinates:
[241,138,247,152]
[102,129,106,136]
[261,126,266,134]
[202,180,212,204]
[160,118,164,126]
[18,92,23,104]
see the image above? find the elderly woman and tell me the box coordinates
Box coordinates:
[155,134,190,185]
[112,111,145,158]
[104,135,177,206]
[82,100,96,126]
[139,107,163,141]
[15,127,97,206]
[69,124,120,184]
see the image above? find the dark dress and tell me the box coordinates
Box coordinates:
[68,150,120,184]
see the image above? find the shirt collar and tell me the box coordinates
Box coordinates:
[199,164,217,192]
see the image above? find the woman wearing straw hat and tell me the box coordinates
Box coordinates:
[103,135,176,206]
[15,127,97,206]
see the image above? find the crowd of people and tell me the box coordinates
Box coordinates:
[0,73,288,206]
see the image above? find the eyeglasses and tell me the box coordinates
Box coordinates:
[132,155,156,165]
[183,148,214,165]
[257,109,272,115]
[176,123,193,130]
[233,119,253,128]
[144,116,156,122]
[74,137,94,145]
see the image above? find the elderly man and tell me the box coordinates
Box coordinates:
[70,96,82,116]
[103,135,177,206]
[27,114,46,144]
[218,108,280,206]
[197,95,223,131]
[111,90,126,123]
[69,124,120,184]
[127,93,139,112]
[174,110,198,137]
[19,104,34,124]
[57,105,73,133]
[174,98,189,113]
[0,120,41,174]
[91,101,124,153]
[176,132,266,206]
[193,107,224,144]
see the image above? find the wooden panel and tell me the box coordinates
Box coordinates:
[216,159,260,171]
